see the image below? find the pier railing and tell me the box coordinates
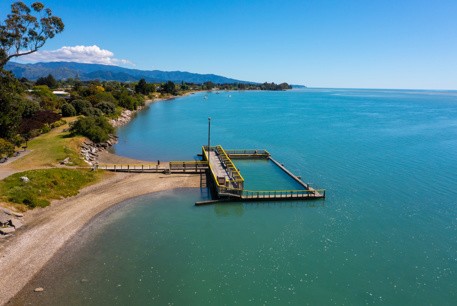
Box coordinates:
[239,189,325,199]
[202,145,245,194]
[225,149,270,159]
[169,161,208,172]
[99,161,208,173]
[99,163,161,172]
[215,145,244,188]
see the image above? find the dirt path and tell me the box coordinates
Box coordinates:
[0,172,200,305]
[0,150,32,180]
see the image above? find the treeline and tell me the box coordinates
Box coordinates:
[190,81,292,91]
[0,71,293,157]
[0,73,147,154]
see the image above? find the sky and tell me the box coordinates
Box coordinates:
[1,0,457,89]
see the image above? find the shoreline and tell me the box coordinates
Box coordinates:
[110,91,200,127]
[0,172,200,305]
[0,91,203,304]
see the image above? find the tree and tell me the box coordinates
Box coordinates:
[135,78,147,95]
[161,81,176,95]
[71,99,91,114]
[0,70,24,139]
[36,74,58,89]
[203,81,215,90]
[32,85,62,109]
[70,116,114,143]
[0,1,64,68]
[61,103,76,117]
[95,101,116,115]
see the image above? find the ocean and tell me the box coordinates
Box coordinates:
[15,89,457,305]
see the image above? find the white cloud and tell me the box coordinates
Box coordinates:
[19,45,134,66]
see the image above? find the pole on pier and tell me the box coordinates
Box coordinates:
[208,117,211,165]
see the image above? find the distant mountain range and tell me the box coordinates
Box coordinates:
[4,61,251,84]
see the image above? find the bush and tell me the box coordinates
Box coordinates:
[51,119,66,129]
[32,85,61,110]
[21,100,41,118]
[70,116,114,143]
[95,101,116,115]
[0,138,15,157]
[41,123,51,134]
[88,92,117,105]
[61,103,76,117]
[71,99,91,114]
[81,107,103,117]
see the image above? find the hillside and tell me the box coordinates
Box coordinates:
[5,61,251,84]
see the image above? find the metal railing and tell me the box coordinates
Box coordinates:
[240,189,326,199]
[215,145,244,187]
[225,149,270,158]
[100,164,160,171]
[202,145,245,193]
[169,161,208,169]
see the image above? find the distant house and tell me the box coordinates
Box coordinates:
[52,90,70,99]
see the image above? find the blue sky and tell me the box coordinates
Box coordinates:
[2,0,457,89]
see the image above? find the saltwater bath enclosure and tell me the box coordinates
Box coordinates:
[198,145,325,204]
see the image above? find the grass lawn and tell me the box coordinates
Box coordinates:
[0,117,114,211]
[0,168,107,209]
[9,117,88,170]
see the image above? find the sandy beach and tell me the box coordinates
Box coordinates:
[0,171,200,305]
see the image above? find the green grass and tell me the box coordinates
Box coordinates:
[0,168,105,208]
[10,116,87,170]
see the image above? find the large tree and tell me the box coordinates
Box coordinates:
[0,1,64,68]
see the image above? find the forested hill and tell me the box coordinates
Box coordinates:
[5,61,251,84]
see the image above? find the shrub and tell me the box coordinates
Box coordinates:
[95,101,116,115]
[61,103,76,117]
[0,138,15,157]
[21,100,41,118]
[70,116,114,143]
[51,119,66,129]
[71,99,91,114]
[81,107,103,117]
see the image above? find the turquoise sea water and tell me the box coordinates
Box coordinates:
[15,89,457,305]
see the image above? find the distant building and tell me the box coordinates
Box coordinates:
[52,90,70,99]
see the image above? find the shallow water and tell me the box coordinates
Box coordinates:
[16,89,457,305]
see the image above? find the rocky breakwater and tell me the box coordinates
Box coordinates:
[80,135,118,166]
[0,208,24,238]
[109,109,134,127]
